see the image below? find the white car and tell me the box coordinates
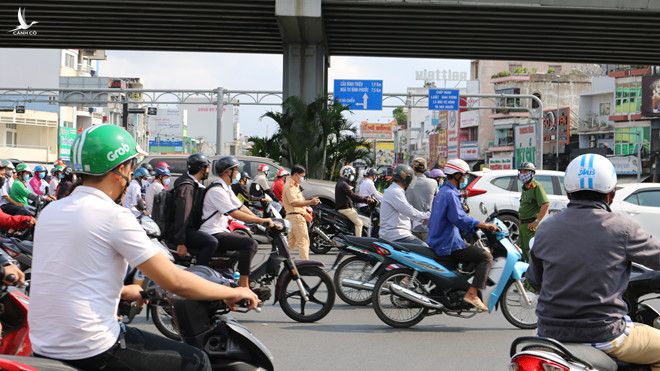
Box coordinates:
[611,183,660,237]
[464,170,569,243]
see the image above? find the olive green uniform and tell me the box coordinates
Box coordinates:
[518,179,549,261]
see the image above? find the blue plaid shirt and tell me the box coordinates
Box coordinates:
[427,182,480,256]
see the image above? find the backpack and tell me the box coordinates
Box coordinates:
[187,182,224,230]
[152,177,195,237]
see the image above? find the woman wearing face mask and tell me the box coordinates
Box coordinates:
[55,167,76,199]
[29,165,49,197]
[428,168,446,189]
[144,166,171,216]
[517,162,549,261]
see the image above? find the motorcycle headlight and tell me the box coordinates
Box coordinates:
[141,216,161,237]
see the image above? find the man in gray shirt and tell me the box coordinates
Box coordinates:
[405,157,437,241]
[527,154,660,369]
[380,164,430,245]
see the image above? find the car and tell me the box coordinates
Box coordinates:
[610,183,660,237]
[141,154,337,206]
[464,169,568,244]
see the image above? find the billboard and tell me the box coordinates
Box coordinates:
[375,142,395,166]
[459,141,479,160]
[543,107,570,144]
[58,127,78,162]
[360,119,395,140]
[460,110,479,128]
[489,156,513,170]
[148,107,183,138]
[641,75,660,117]
[447,110,459,159]
[514,124,536,168]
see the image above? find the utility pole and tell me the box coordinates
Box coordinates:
[215,87,224,155]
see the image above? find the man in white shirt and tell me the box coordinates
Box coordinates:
[29,125,257,371]
[145,166,171,215]
[379,164,431,245]
[200,156,273,288]
[122,167,148,217]
[356,168,383,214]
[48,165,63,198]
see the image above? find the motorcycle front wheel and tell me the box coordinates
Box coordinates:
[500,278,538,330]
[334,256,375,306]
[372,268,428,328]
[279,265,335,322]
[150,303,182,341]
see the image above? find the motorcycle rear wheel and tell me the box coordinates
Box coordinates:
[372,268,428,328]
[279,265,335,322]
[501,279,538,330]
[309,227,334,254]
[334,256,375,306]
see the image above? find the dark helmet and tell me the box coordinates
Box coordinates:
[63,166,74,177]
[518,162,537,172]
[365,168,378,177]
[392,164,414,186]
[187,153,209,174]
[140,163,155,176]
[241,171,251,180]
[214,156,239,175]
[154,167,171,177]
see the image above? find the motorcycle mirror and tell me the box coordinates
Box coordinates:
[479,202,488,215]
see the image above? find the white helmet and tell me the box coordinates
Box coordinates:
[340,165,356,181]
[443,159,470,176]
[564,154,617,194]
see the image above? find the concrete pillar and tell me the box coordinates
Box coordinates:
[276,0,327,103]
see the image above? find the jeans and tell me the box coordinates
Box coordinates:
[395,235,428,247]
[212,231,258,274]
[38,326,211,371]
[451,244,493,290]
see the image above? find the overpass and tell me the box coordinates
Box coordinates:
[1,0,659,101]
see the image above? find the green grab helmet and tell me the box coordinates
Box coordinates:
[71,125,147,176]
[16,163,31,173]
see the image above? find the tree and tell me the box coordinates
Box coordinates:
[393,106,407,127]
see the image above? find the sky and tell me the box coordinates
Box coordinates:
[98,51,470,138]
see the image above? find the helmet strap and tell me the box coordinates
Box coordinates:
[111,169,131,204]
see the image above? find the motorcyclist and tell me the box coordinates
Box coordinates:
[122,167,149,217]
[406,157,438,241]
[356,168,383,215]
[250,164,278,202]
[232,172,267,206]
[0,163,35,229]
[29,124,258,371]
[145,166,171,215]
[55,166,76,199]
[527,154,660,369]
[10,164,42,212]
[48,165,64,198]
[0,161,29,216]
[272,168,289,202]
[428,168,446,189]
[379,164,430,245]
[427,158,498,312]
[200,156,272,288]
[335,165,374,237]
[517,161,549,261]
[29,165,49,196]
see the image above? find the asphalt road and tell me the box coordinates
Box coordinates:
[131,246,537,371]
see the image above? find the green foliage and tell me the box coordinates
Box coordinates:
[252,96,373,180]
[393,106,407,126]
[547,67,557,74]
[491,70,512,79]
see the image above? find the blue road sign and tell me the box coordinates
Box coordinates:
[334,80,383,110]
[429,89,460,111]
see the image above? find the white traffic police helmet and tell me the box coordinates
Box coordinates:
[564,154,617,194]
[443,158,471,176]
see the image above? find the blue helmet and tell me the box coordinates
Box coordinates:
[34,165,46,173]
[154,166,171,177]
[132,167,150,179]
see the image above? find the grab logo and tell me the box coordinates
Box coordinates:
[107,143,130,161]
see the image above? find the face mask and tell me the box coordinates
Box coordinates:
[6,171,13,178]
[518,172,534,184]
[300,176,305,183]
[112,170,131,204]
[23,174,30,181]
[460,177,469,189]
[39,172,45,179]
[349,175,355,182]
[233,170,241,182]
[163,178,171,186]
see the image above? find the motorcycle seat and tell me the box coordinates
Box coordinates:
[390,241,459,270]
[560,343,617,371]
[343,236,380,250]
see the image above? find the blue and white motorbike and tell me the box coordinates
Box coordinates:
[369,204,539,328]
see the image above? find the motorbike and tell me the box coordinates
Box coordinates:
[509,262,660,371]
[309,201,379,255]
[0,266,274,371]
[152,206,336,340]
[368,205,538,328]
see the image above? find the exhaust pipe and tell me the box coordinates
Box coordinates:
[313,227,334,245]
[341,278,375,291]
[389,283,444,310]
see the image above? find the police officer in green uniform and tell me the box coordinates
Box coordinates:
[517,162,549,261]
